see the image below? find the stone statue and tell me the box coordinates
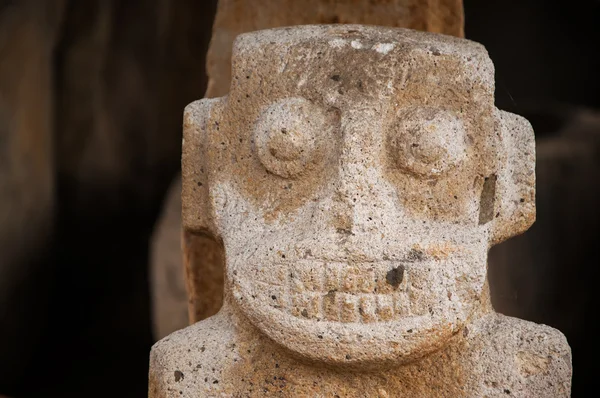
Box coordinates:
[149,25,572,397]
[180,0,466,326]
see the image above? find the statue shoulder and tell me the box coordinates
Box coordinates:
[466,313,572,397]
[149,312,238,397]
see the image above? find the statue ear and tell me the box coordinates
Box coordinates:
[181,98,222,237]
[490,110,536,245]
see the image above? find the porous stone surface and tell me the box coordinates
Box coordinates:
[181,0,466,325]
[151,303,570,397]
[205,0,464,99]
[150,25,571,396]
[488,107,600,396]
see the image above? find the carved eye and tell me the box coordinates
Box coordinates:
[388,107,468,177]
[254,98,336,178]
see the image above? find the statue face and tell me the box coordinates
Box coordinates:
[188,26,535,367]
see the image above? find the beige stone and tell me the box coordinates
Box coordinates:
[151,174,226,340]
[205,0,463,99]
[150,25,571,396]
[183,0,465,326]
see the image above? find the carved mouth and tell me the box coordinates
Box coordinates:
[252,260,426,324]
[232,256,480,365]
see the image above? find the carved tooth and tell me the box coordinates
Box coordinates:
[290,293,322,319]
[324,262,343,292]
[408,287,429,316]
[410,268,427,290]
[344,265,375,293]
[358,267,376,293]
[323,289,339,321]
[340,293,359,323]
[358,295,377,323]
[257,263,287,286]
[342,266,358,292]
[394,292,410,317]
[297,261,324,291]
[264,285,287,311]
[375,266,396,294]
[377,295,394,322]
[288,264,304,294]
[306,293,323,320]
[289,294,303,318]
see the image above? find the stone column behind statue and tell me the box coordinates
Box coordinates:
[179,0,465,329]
[150,25,572,397]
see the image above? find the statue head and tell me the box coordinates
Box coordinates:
[182,25,535,367]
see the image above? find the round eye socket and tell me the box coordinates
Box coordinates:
[254,98,335,178]
[388,107,468,177]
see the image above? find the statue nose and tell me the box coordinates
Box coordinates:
[330,157,369,236]
[328,113,382,236]
[331,182,356,235]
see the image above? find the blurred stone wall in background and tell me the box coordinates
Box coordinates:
[0,0,65,387]
[0,1,217,396]
[1,0,599,397]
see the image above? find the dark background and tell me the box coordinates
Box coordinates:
[0,0,598,396]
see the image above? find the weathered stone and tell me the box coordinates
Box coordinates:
[151,176,226,339]
[182,227,225,324]
[150,25,571,396]
[488,107,600,397]
[181,0,465,326]
[205,0,463,99]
